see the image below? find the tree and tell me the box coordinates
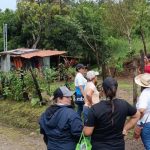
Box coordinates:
[102,0,137,53]
[17,2,51,48]
[0,9,22,51]
[71,2,111,79]
[133,0,150,55]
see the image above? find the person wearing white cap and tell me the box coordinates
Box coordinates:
[134,73,150,149]
[83,70,100,123]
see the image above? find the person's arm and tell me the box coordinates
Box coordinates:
[79,85,85,97]
[40,127,48,145]
[136,89,149,119]
[70,115,83,142]
[86,89,94,106]
[123,110,140,135]
[138,108,146,119]
[83,126,94,136]
[83,108,95,136]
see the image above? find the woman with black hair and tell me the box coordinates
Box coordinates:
[83,77,140,150]
[74,64,87,116]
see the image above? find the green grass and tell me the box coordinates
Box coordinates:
[0,99,47,130]
[118,80,132,90]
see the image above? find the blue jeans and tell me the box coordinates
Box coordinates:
[83,106,90,124]
[76,103,84,117]
[141,122,150,150]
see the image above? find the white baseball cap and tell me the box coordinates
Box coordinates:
[86,71,99,80]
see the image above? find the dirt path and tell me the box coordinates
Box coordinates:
[125,139,144,150]
[0,123,144,150]
[0,123,46,150]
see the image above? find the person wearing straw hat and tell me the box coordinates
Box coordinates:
[83,77,140,150]
[39,86,83,150]
[135,73,150,149]
[83,70,100,123]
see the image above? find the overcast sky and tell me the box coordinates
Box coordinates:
[0,0,16,11]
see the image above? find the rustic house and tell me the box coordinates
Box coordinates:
[0,48,66,72]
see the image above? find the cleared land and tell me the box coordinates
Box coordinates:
[0,78,145,150]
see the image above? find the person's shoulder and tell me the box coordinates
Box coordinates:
[75,72,82,79]
[89,81,95,87]
[77,72,82,76]
[64,106,79,116]
[91,100,106,109]
[86,82,95,88]
[139,88,150,98]
[114,98,128,104]
[114,98,126,102]
[143,88,150,93]
[114,99,135,109]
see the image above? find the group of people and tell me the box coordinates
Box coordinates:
[39,62,150,150]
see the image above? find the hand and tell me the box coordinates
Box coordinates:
[122,129,128,136]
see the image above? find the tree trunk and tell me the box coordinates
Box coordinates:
[95,52,101,72]
[29,68,43,104]
[140,50,145,74]
[112,68,117,78]
[140,50,145,92]
[32,36,40,49]
[133,58,138,105]
[59,0,62,15]
[140,25,147,56]
[102,63,107,81]
[127,32,132,52]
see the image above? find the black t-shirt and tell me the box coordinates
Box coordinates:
[85,99,137,150]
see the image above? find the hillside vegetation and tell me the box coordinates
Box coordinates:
[0,0,150,72]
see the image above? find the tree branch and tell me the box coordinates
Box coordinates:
[82,35,96,53]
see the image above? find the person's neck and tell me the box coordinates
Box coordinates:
[56,102,70,106]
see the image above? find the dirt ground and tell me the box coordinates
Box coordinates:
[0,123,46,150]
[0,78,145,150]
[0,122,144,150]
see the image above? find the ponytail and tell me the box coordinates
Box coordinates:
[102,77,118,126]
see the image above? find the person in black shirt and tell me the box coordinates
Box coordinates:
[83,77,140,150]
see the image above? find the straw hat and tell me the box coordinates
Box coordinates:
[135,73,150,87]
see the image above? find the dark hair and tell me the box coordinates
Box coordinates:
[76,64,85,72]
[146,54,150,59]
[53,88,63,101]
[102,77,118,126]
[76,67,80,72]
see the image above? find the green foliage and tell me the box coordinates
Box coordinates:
[43,67,58,83]
[31,98,40,107]
[1,0,150,77]
[43,68,59,95]
[66,67,76,77]
[0,69,60,102]
[1,71,23,101]
[0,9,22,51]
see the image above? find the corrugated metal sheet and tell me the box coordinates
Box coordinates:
[20,50,66,59]
[0,49,66,58]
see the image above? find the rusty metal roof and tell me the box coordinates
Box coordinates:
[20,50,66,59]
[0,48,66,59]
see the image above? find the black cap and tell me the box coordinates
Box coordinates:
[76,64,85,71]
